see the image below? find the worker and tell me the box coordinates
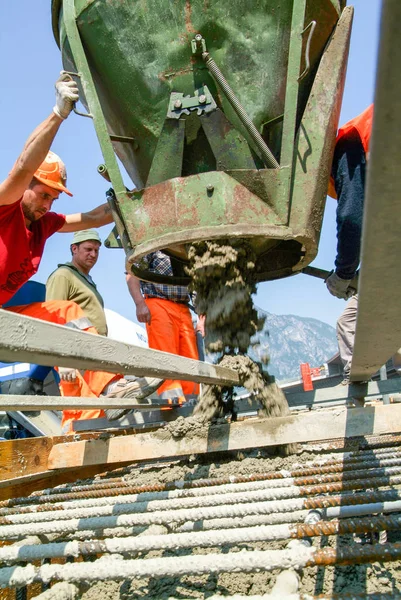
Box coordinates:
[0,73,160,419]
[126,250,203,409]
[325,104,373,383]
[46,229,108,430]
[46,229,162,430]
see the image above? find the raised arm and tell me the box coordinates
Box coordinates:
[59,202,114,232]
[0,74,79,207]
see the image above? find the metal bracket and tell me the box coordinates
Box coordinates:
[167,86,217,119]
[104,226,123,249]
[191,33,207,55]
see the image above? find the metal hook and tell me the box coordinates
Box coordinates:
[298,20,317,81]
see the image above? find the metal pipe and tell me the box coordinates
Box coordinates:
[202,52,280,169]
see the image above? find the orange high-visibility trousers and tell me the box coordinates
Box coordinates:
[145,297,199,402]
[5,301,117,432]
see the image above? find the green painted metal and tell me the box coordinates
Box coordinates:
[52,0,350,283]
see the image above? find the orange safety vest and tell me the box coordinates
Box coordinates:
[328,104,374,199]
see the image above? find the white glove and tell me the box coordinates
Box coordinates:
[58,367,78,382]
[325,271,353,300]
[53,72,79,120]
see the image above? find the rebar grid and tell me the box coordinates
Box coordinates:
[1,513,400,564]
[1,487,400,542]
[3,459,401,520]
[2,445,400,511]
[2,465,401,529]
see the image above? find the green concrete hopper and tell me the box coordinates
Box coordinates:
[52,0,352,284]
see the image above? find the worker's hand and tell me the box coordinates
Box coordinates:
[136,301,151,324]
[195,314,206,337]
[325,271,353,300]
[53,72,79,120]
[58,367,78,382]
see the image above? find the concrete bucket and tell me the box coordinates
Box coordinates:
[52,0,352,284]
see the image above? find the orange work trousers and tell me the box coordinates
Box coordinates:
[5,301,117,432]
[145,297,199,403]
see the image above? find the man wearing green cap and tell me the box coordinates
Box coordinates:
[46,229,107,336]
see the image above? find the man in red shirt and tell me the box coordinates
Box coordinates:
[0,73,161,406]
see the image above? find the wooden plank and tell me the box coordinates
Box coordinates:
[351,0,401,379]
[0,309,239,386]
[0,464,133,503]
[0,431,113,482]
[48,404,401,470]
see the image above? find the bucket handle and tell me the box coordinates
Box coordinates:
[62,70,94,119]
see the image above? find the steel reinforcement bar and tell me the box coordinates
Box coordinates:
[2,542,401,588]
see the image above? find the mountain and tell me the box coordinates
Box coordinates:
[248,309,338,382]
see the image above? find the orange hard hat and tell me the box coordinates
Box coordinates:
[33,151,73,197]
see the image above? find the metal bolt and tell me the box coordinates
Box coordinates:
[206,185,214,193]
[199,94,206,104]
[174,99,182,109]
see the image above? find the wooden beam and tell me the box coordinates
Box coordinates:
[48,404,401,470]
[0,309,239,386]
[0,431,117,482]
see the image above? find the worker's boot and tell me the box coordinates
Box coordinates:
[103,377,163,421]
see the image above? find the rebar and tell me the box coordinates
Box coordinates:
[0,546,316,588]
[2,540,401,588]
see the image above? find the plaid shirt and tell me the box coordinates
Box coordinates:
[139,251,191,303]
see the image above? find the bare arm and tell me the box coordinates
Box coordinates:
[0,113,63,207]
[126,273,151,324]
[59,202,114,232]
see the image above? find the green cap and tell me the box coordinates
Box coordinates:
[71,229,102,245]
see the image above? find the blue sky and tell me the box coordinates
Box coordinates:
[0,0,382,328]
